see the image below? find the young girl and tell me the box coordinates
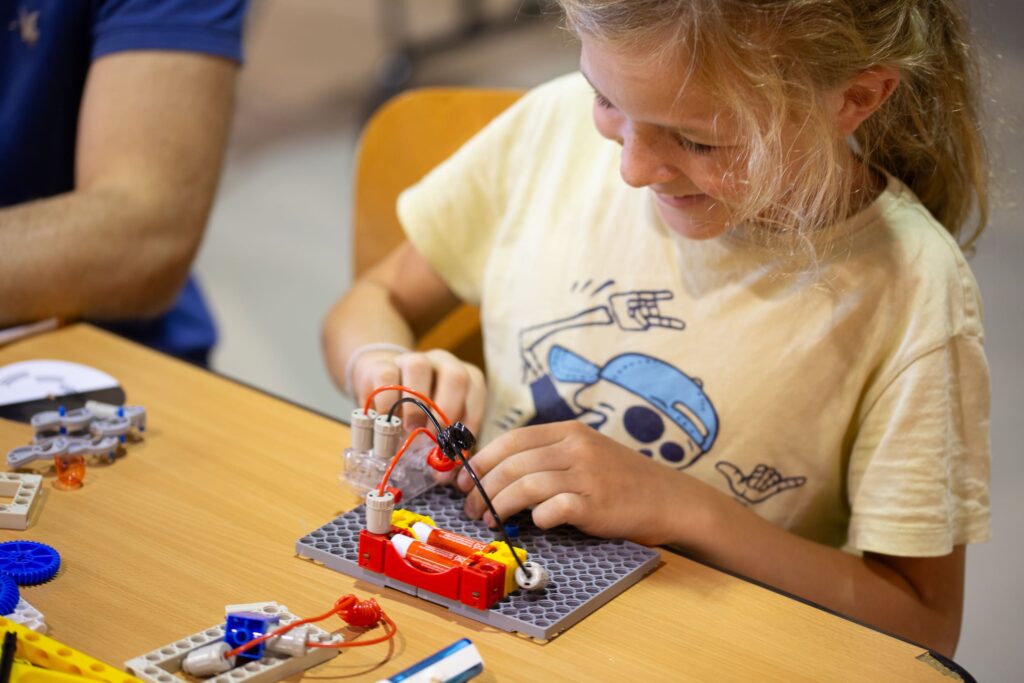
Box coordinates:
[323,0,990,656]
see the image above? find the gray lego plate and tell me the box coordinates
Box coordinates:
[295,486,660,640]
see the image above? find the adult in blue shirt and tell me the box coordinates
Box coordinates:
[0,0,247,365]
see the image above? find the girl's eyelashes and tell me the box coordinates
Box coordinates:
[593,92,614,109]
[592,88,717,155]
[675,135,716,155]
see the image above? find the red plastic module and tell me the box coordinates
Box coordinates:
[358,527,508,609]
[459,556,506,609]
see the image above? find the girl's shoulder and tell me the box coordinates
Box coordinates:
[850,173,984,339]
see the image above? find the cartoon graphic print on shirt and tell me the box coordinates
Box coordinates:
[505,285,719,471]
[499,283,808,503]
[715,462,807,505]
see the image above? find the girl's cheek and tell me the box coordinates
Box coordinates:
[690,157,744,200]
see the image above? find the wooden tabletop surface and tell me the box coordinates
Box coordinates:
[0,324,968,682]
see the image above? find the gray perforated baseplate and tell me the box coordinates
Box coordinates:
[124,603,338,683]
[295,486,660,640]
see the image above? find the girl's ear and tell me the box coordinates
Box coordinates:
[833,66,901,136]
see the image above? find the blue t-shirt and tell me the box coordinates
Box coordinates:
[0,0,246,363]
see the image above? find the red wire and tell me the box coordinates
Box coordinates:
[307,613,398,648]
[377,427,438,496]
[362,385,452,426]
[222,595,396,659]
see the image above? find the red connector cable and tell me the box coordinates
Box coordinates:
[377,426,438,496]
[363,385,452,425]
[223,594,397,659]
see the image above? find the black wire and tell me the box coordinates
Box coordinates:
[0,631,16,683]
[386,396,532,578]
[386,397,444,433]
[453,449,530,576]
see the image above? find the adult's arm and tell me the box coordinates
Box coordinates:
[0,50,236,325]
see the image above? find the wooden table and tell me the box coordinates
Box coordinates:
[0,325,971,682]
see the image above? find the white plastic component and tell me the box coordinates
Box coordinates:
[5,445,41,469]
[83,400,120,419]
[84,401,147,431]
[389,533,414,558]
[91,416,131,438]
[29,435,68,454]
[350,409,377,452]
[61,407,94,433]
[67,435,119,457]
[0,471,43,530]
[224,601,279,614]
[5,598,47,633]
[84,400,119,419]
[365,490,395,535]
[372,415,402,461]
[410,521,435,544]
[29,411,62,434]
[125,603,340,683]
[343,432,436,500]
[182,642,235,676]
[515,562,550,591]
[266,626,310,658]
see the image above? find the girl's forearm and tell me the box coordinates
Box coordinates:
[321,277,416,393]
[666,476,963,656]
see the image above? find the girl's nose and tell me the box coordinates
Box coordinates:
[619,125,678,188]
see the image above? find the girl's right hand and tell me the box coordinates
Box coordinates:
[351,347,487,439]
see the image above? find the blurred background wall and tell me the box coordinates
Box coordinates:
[193,1,1022,679]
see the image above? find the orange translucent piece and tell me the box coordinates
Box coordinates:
[54,454,85,490]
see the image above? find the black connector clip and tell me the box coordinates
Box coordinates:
[436,422,476,460]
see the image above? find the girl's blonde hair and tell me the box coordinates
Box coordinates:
[557,0,988,249]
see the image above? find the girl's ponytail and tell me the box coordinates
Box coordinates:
[855,0,987,249]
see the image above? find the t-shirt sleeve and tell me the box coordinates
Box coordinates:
[396,88,548,305]
[846,333,991,556]
[92,0,247,63]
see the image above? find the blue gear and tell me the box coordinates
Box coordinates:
[0,575,19,615]
[0,541,61,585]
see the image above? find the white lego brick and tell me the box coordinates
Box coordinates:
[0,472,43,530]
[5,597,47,634]
[125,603,340,683]
[224,601,280,615]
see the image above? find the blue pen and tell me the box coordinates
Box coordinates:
[376,638,484,683]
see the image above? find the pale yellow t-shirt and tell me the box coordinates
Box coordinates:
[397,72,991,557]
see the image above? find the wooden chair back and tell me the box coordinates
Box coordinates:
[353,88,523,367]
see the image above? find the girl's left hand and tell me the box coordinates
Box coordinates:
[455,421,690,545]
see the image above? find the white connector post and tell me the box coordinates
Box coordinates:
[350,409,376,452]
[372,415,402,461]
[365,490,396,535]
[181,642,235,677]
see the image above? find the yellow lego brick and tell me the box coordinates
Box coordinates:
[7,660,99,683]
[484,544,528,596]
[390,509,435,531]
[0,616,142,683]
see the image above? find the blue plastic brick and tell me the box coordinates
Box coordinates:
[295,486,660,640]
[0,541,61,585]
[224,612,280,661]
[0,575,20,616]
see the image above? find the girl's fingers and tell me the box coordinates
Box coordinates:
[529,491,586,530]
[426,349,471,424]
[463,443,571,518]
[456,424,566,492]
[395,352,434,427]
[462,364,487,436]
[362,359,401,415]
[477,469,580,527]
